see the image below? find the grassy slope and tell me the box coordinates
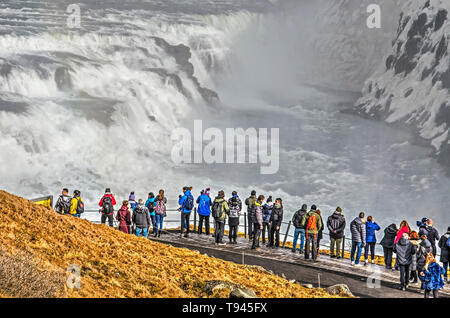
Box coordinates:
[0,191,343,298]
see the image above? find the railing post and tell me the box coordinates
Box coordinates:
[194,207,197,233]
[341,235,345,259]
[244,212,247,239]
[282,220,291,248]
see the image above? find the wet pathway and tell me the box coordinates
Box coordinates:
[150,231,450,298]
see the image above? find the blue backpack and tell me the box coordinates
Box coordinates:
[184,195,194,211]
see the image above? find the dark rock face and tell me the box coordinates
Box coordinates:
[150,36,220,105]
[355,0,450,169]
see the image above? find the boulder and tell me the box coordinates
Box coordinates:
[203,280,258,298]
[325,284,355,297]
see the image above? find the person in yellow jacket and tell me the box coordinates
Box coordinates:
[69,190,84,218]
[212,190,230,245]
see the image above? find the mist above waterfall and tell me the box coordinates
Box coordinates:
[0,0,449,231]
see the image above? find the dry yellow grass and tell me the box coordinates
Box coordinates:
[0,191,345,298]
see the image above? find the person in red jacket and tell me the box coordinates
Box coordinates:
[116,200,131,234]
[395,220,412,244]
[99,188,117,227]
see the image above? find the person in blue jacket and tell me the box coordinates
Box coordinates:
[145,192,157,236]
[178,186,194,238]
[364,216,381,265]
[196,189,212,235]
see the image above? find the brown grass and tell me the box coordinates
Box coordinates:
[0,190,344,298]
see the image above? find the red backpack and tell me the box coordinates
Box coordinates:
[306,214,317,238]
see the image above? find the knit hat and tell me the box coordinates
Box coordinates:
[251,190,256,196]
[311,204,317,210]
[105,188,111,193]
[336,206,342,213]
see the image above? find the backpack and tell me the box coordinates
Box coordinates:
[306,214,317,233]
[76,198,85,214]
[212,201,223,219]
[155,200,165,215]
[102,196,113,214]
[446,236,450,249]
[146,200,155,213]
[183,195,194,211]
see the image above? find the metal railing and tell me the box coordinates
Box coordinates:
[82,208,440,260]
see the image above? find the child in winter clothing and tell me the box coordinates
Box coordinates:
[409,231,421,284]
[116,200,131,234]
[420,253,446,298]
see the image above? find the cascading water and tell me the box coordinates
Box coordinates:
[0,0,449,233]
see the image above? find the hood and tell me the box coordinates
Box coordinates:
[352,217,364,225]
[410,239,421,246]
[385,224,397,234]
[301,204,307,211]
[214,197,225,203]
[184,190,192,196]
[397,237,410,246]
[331,211,343,219]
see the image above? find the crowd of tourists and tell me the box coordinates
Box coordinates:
[53,187,449,298]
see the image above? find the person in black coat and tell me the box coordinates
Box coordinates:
[380,223,397,269]
[327,207,346,258]
[393,233,416,291]
[419,219,440,256]
[438,226,450,283]
[268,198,283,248]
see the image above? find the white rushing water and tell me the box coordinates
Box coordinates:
[0,0,448,232]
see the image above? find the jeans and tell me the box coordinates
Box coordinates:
[364,242,376,261]
[350,241,363,264]
[305,234,318,260]
[135,227,148,238]
[399,264,410,287]
[215,221,225,243]
[262,221,270,244]
[155,214,164,231]
[383,247,394,268]
[269,224,280,247]
[330,237,342,257]
[251,222,261,249]
[150,214,156,232]
[101,213,114,227]
[198,215,210,235]
[292,228,305,252]
[181,212,191,234]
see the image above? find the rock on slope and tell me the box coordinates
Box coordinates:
[0,190,341,298]
[355,0,450,167]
